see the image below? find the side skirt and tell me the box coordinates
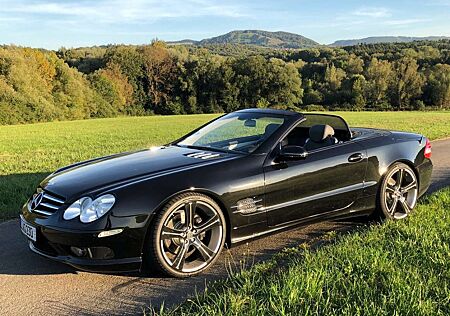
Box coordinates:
[230,196,376,246]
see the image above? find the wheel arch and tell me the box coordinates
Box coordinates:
[188,189,232,247]
[140,188,232,258]
[383,159,420,188]
[374,159,420,219]
[377,159,420,198]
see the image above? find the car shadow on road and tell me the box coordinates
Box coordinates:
[0,172,78,275]
[0,219,77,275]
[0,172,51,221]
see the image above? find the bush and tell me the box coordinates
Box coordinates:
[305,104,327,111]
[0,46,123,124]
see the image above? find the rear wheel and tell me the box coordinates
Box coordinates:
[146,193,226,277]
[378,162,418,220]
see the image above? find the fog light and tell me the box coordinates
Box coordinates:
[89,247,114,259]
[98,228,123,238]
[70,246,87,257]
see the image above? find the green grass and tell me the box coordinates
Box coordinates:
[157,188,450,316]
[331,111,450,141]
[1,111,449,221]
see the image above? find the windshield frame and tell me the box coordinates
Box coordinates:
[170,111,292,154]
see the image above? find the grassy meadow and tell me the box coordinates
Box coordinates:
[1,111,450,221]
[159,188,450,316]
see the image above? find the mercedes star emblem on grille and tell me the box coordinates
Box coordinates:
[30,192,44,211]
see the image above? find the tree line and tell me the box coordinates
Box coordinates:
[0,40,449,124]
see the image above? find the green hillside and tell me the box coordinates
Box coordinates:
[198,30,319,48]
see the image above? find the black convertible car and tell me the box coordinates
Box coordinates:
[20,109,432,277]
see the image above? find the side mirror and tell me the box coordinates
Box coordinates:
[279,145,308,160]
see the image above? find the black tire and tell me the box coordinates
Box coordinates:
[377,162,419,220]
[145,192,226,278]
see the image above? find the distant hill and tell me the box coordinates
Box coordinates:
[168,30,319,49]
[330,36,450,47]
[166,39,197,46]
[167,32,450,49]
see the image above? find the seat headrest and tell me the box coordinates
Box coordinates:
[264,123,280,136]
[309,124,335,142]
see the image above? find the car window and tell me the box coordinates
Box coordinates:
[302,114,351,141]
[281,114,351,149]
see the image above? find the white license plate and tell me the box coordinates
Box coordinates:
[20,217,36,242]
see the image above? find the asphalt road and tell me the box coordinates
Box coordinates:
[1,138,449,316]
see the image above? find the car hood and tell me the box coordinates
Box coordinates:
[40,146,235,200]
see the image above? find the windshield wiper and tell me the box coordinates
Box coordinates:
[176,144,237,154]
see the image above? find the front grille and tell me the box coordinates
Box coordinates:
[29,189,65,216]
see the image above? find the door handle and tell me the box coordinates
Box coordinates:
[348,153,364,163]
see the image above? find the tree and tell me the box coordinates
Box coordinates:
[390,58,424,109]
[265,58,303,109]
[232,55,270,108]
[323,63,346,106]
[140,41,178,114]
[342,75,366,110]
[302,79,323,105]
[424,64,450,109]
[231,56,302,110]
[296,48,321,62]
[105,45,146,111]
[90,62,134,114]
[365,58,393,109]
[324,64,345,91]
[178,50,232,114]
[344,54,364,75]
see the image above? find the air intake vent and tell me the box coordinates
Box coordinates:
[185,152,221,160]
[28,189,65,216]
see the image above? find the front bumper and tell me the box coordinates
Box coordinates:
[21,209,148,273]
[29,241,141,273]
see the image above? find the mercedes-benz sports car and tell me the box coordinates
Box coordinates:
[20,109,433,277]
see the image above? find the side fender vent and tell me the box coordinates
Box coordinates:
[231,197,263,215]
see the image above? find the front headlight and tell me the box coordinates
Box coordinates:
[63,194,115,223]
[63,197,92,220]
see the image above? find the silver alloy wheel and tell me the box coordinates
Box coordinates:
[159,200,223,273]
[383,166,418,219]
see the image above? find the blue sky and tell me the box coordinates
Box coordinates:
[0,0,449,49]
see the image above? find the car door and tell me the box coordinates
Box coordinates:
[263,141,367,227]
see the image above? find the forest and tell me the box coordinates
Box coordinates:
[0,40,449,124]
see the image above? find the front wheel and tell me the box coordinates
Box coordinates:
[146,193,226,277]
[378,162,419,220]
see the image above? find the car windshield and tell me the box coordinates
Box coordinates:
[177,112,286,153]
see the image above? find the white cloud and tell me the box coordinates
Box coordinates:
[0,0,247,23]
[336,6,430,29]
[0,16,25,22]
[427,0,450,6]
[384,18,430,26]
[352,7,391,18]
